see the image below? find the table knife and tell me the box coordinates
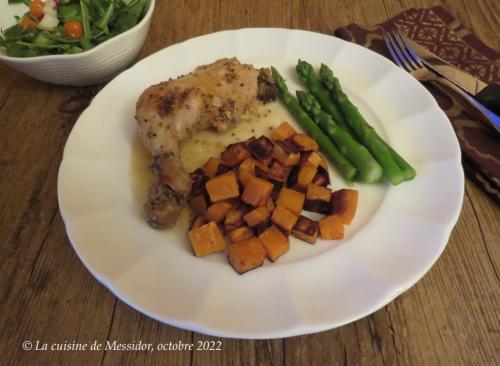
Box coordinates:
[406,38,500,115]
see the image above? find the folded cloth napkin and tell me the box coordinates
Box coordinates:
[335,6,500,204]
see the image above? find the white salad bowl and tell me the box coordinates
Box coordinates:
[0,0,155,86]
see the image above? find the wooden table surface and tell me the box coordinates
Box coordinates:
[1,0,499,365]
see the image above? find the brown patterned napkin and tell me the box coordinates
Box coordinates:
[335,6,500,204]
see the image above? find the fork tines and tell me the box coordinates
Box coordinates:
[383,30,424,72]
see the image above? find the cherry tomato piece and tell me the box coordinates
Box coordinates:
[64,20,84,39]
[19,16,39,30]
[30,0,45,20]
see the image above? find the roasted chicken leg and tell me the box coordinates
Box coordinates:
[135,58,276,228]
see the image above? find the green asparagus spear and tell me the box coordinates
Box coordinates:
[271,67,357,181]
[296,90,383,183]
[319,63,415,184]
[295,60,350,131]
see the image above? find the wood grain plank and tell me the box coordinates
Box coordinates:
[382,185,500,365]
[0,214,116,365]
[101,301,192,366]
[0,0,499,365]
[465,181,500,280]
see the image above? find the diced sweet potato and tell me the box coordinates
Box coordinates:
[255,165,269,180]
[241,177,273,207]
[266,198,275,213]
[292,133,319,151]
[271,205,298,236]
[188,221,227,256]
[227,237,266,274]
[221,142,251,167]
[268,160,292,182]
[272,139,300,166]
[292,215,318,244]
[311,165,330,187]
[203,157,230,178]
[304,184,332,213]
[189,215,207,230]
[204,200,233,223]
[271,180,283,202]
[287,166,299,187]
[228,226,254,243]
[189,194,209,216]
[243,206,270,227]
[319,156,329,172]
[238,157,269,186]
[254,220,272,236]
[319,215,344,240]
[276,188,305,215]
[330,189,358,225]
[270,121,297,141]
[258,225,290,261]
[190,168,209,195]
[299,151,322,168]
[247,136,274,162]
[205,171,240,202]
[224,207,246,231]
[295,166,318,191]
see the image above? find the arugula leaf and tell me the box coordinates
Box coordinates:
[80,0,93,49]
[95,1,115,33]
[59,4,82,21]
[8,0,31,6]
[113,0,149,33]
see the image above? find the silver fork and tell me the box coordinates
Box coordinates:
[384,30,500,136]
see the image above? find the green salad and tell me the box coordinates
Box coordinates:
[0,0,150,57]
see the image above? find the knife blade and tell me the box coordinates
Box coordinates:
[405,37,500,115]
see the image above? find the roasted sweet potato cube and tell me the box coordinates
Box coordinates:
[189,215,207,230]
[287,166,299,187]
[247,136,274,162]
[268,160,292,182]
[224,207,246,231]
[304,184,332,213]
[243,206,270,227]
[319,156,329,172]
[238,157,269,186]
[272,140,301,166]
[276,188,305,215]
[203,157,221,178]
[254,220,272,236]
[204,200,233,223]
[319,215,344,240]
[190,168,209,195]
[295,166,318,191]
[255,165,269,180]
[330,189,358,225]
[299,151,322,168]
[188,221,227,256]
[292,215,318,244]
[271,205,298,236]
[241,177,273,207]
[270,121,297,141]
[221,142,251,167]
[258,225,290,261]
[205,171,240,202]
[271,180,283,202]
[265,198,275,213]
[228,226,254,243]
[190,194,209,216]
[292,133,319,151]
[227,237,266,274]
[311,165,330,187]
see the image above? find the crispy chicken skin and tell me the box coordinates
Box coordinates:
[135,58,276,229]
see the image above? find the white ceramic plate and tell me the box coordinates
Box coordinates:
[57,28,464,339]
